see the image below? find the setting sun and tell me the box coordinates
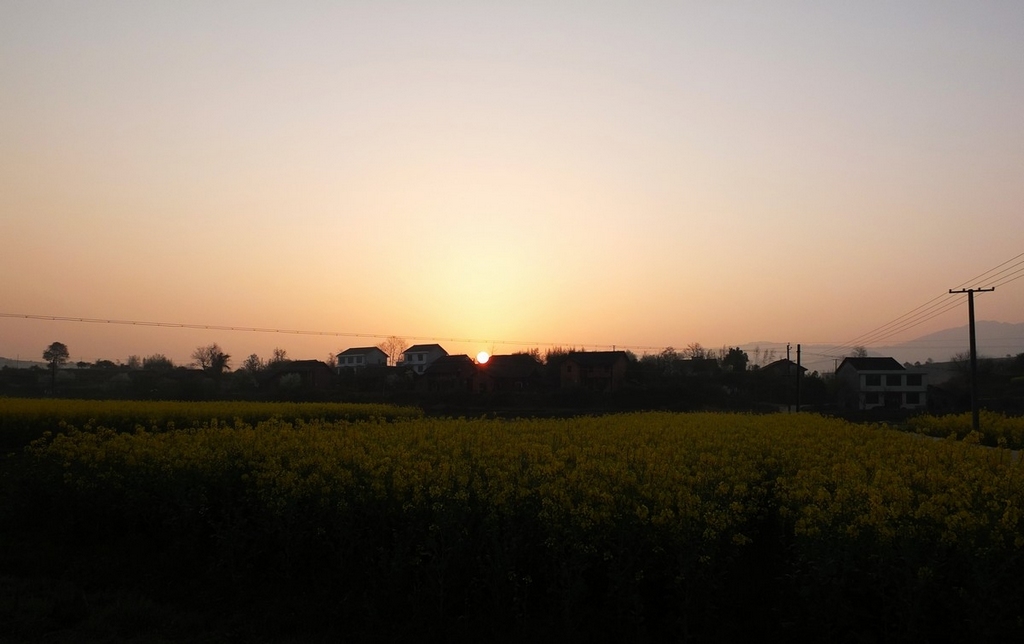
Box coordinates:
[476,351,490,364]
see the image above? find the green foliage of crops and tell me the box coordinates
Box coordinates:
[0,397,423,451]
[3,411,1024,641]
[908,410,1024,449]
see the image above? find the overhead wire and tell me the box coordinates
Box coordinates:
[826,251,1023,358]
[0,312,675,355]
[2,253,1021,363]
[981,264,1024,290]
[965,251,1024,288]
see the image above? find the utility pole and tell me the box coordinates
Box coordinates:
[786,344,792,412]
[949,287,995,432]
[796,344,802,412]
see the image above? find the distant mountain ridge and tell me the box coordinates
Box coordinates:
[879,320,1024,365]
[0,357,47,369]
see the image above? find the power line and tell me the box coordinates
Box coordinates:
[4,252,1020,362]
[827,251,1023,358]
[964,252,1024,289]
[847,297,966,347]
[983,264,1024,290]
[828,295,963,354]
[0,312,675,355]
[836,255,1024,351]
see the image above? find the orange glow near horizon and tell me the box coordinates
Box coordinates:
[1,4,1022,378]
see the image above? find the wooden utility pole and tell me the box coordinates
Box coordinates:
[796,344,802,412]
[949,287,995,432]
[786,343,792,412]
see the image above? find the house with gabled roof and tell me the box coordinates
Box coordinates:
[836,356,927,410]
[400,344,448,375]
[263,359,338,391]
[419,354,477,392]
[336,346,388,371]
[560,351,630,392]
[760,358,807,378]
[475,353,544,393]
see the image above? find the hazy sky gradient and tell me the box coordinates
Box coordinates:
[2,1,1022,369]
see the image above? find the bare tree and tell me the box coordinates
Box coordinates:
[378,336,408,366]
[513,347,543,362]
[192,343,231,375]
[191,345,213,370]
[851,346,869,358]
[268,347,289,366]
[750,346,778,368]
[685,342,707,360]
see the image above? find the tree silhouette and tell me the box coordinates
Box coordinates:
[192,343,231,375]
[378,336,408,367]
[143,354,174,370]
[43,341,69,393]
[241,353,265,374]
[268,347,289,366]
[685,343,707,360]
[722,347,749,372]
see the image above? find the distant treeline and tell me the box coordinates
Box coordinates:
[3,347,1023,417]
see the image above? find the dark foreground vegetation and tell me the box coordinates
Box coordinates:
[2,404,1024,642]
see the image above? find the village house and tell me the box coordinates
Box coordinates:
[560,351,630,392]
[263,359,338,391]
[475,353,544,393]
[759,358,807,378]
[336,346,388,371]
[400,344,449,375]
[836,357,928,411]
[419,354,477,392]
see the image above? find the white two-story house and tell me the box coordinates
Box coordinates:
[400,344,448,375]
[336,346,388,371]
[836,357,927,411]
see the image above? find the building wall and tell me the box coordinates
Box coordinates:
[338,349,387,369]
[401,346,448,374]
[560,356,629,392]
[837,365,927,410]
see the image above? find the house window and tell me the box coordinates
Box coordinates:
[907,374,922,386]
[356,356,363,364]
[864,393,879,405]
[906,392,921,405]
[886,374,902,386]
[865,375,881,386]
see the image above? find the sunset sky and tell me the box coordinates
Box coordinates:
[2,1,1022,371]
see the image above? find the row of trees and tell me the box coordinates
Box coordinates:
[41,344,292,375]
[39,339,789,379]
[25,340,1024,414]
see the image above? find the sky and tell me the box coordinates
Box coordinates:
[2,1,1023,369]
